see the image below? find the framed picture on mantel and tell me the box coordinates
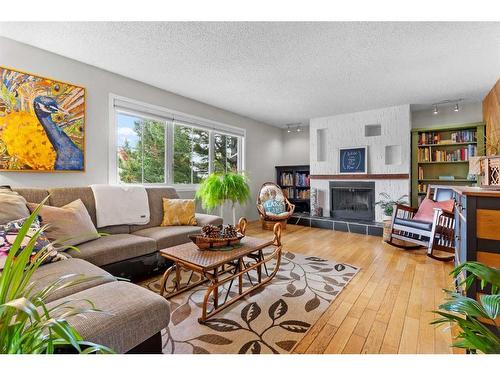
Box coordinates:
[339,146,367,174]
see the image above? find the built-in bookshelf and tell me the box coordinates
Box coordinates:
[275,165,310,213]
[411,122,486,206]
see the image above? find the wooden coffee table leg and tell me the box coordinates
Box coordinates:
[159,263,176,296]
[238,258,243,295]
[213,267,219,309]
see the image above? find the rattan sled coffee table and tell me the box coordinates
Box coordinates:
[158,220,282,323]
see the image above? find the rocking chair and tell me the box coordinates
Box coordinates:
[388,185,456,262]
[257,182,295,230]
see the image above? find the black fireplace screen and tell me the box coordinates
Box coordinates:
[330,181,375,221]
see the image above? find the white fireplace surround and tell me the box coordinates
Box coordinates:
[309,105,411,222]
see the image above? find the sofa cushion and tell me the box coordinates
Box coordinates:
[47,187,129,234]
[0,189,30,224]
[30,258,115,303]
[130,186,180,232]
[13,188,49,204]
[67,234,156,267]
[0,216,69,270]
[46,281,170,353]
[195,213,223,227]
[132,225,201,250]
[161,198,197,226]
[27,199,99,247]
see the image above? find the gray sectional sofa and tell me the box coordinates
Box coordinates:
[13,186,223,353]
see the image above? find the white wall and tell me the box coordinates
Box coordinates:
[411,101,483,128]
[0,37,283,222]
[309,105,411,222]
[281,127,310,166]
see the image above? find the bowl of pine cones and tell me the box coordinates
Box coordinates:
[189,224,244,250]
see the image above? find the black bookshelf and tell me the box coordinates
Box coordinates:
[275,165,310,213]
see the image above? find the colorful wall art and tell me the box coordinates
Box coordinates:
[0,66,85,172]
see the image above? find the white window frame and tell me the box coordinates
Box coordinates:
[108,94,246,190]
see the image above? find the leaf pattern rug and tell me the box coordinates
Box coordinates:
[138,251,359,354]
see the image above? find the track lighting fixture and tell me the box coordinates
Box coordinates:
[432,105,439,115]
[454,103,460,112]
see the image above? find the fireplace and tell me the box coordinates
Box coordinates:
[330,181,375,221]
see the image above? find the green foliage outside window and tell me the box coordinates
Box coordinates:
[118,118,240,184]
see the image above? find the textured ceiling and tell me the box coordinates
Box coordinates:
[1,22,499,127]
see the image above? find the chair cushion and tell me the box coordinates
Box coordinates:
[413,198,454,223]
[67,234,156,267]
[30,258,115,303]
[260,184,287,215]
[161,198,197,226]
[27,199,99,247]
[393,217,433,231]
[46,281,170,353]
[133,226,201,250]
[195,213,223,227]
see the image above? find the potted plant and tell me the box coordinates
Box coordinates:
[0,202,113,354]
[375,192,408,242]
[196,172,251,225]
[432,261,500,354]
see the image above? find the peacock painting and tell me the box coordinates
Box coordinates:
[0,66,85,171]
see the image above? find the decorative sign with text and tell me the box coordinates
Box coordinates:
[339,146,367,174]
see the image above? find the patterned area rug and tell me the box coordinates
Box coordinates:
[139,251,358,354]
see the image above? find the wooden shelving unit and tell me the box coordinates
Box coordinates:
[275,165,310,213]
[411,122,486,206]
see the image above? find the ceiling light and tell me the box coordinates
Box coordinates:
[286,125,291,133]
[454,103,460,112]
[432,105,439,115]
[296,126,301,132]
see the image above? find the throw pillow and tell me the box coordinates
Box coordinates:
[26,199,99,247]
[413,198,455,223]
[0,217,69,270]
[0,189,30,224]
[161,198,197,226]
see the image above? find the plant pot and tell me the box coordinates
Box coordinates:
[382,218,392,243]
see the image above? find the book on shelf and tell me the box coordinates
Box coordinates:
[296,189,310,200]
[418,129,476,145]
[294,172,310,187]
[417,183,428,194]
[280,172,294,186]
[282,187,294,199]
[418,166,424,180]
[417,144,476,162]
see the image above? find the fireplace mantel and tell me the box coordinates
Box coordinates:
[310,173,409,180]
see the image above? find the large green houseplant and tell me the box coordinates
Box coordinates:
[0,201,113,354]
[196,172,251,225]
[432,261,500,354]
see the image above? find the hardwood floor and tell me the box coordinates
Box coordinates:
[246,221,458,354]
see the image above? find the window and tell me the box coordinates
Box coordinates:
[112,96,244,186]
[214,133,239,173]
[116,112,166,184]
[173,124,209,184]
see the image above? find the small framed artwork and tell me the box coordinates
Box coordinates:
[0,66,85,172]
[339,146,367,174]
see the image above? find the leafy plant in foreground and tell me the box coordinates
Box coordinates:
[432,261,500,354]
